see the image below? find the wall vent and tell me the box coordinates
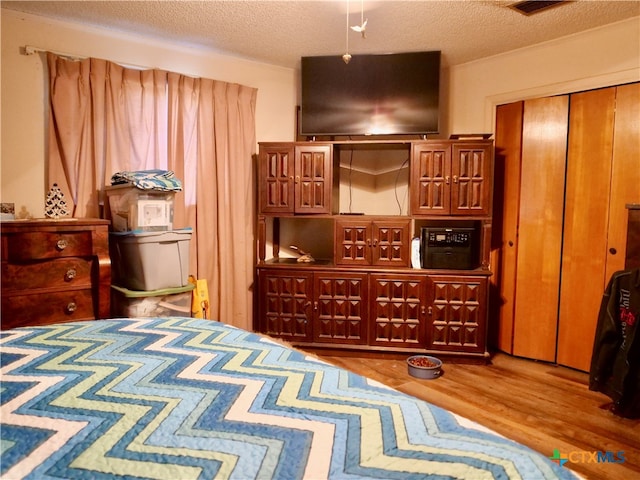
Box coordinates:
[509,1,567,16]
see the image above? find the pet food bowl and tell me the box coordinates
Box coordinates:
[407,355,443,379]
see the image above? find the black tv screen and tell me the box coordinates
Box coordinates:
[300,51,440,136]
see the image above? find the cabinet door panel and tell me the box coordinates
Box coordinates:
[335,220,371,265]
[259,146,295,213]
[451,144,492,215]
[372,220,410,267]
[427,276,486,353]
[314,272,368,344]
[410,143,451,215]
[295,145,332,214]
[259,270,313,341]
[369,274,426,347]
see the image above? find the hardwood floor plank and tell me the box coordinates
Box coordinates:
[312,350,640,480]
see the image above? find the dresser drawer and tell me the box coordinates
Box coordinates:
[1,289,95,329]
[2,257,93,292]
[3,230,93,261]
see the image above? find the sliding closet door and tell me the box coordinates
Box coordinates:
[557,87,616,372]
[492,101,523,354]
[606,82,640,282]
[557,83,640,372]
[494,83,639,370]
[512,96,569,362]
[493,96,568,361]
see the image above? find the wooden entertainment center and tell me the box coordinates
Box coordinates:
[254,138,494,358]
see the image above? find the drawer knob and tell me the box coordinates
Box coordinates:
[66,302,77,313]
[56,239,69,250]
[65,268,77,281]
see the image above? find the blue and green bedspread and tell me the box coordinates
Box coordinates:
[0,317,579,479]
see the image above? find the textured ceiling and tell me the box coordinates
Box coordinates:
[3,0,639,68]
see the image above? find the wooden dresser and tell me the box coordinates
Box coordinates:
[1,219,111,329]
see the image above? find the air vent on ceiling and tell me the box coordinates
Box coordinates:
[509,1,567,16]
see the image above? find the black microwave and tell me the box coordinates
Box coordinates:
[421,227,478,270]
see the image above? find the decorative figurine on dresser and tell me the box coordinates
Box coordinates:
[1,218,111,329]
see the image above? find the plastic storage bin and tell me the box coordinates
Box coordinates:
[110,228,192,291]
[111,284,195,317]
[105,185,175,232]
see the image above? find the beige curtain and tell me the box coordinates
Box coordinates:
[47,53,258,330]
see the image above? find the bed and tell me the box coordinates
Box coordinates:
[1,317,579,479]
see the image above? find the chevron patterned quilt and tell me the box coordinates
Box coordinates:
[1,317,578,480]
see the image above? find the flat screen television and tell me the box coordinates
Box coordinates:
[300,51,440,137]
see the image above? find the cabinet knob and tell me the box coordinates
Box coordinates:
[66,302,77,313]
[65,268,77,281]
[609,247,617,255]
[56,239,68,250]
[427,306,433,315]
[295,175,300,184]
[508,240,514,247]
[445,175,450,185]
[453,175,458,184]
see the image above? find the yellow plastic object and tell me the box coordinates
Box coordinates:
[189,275,210,319]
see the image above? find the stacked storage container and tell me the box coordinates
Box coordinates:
[105,171,194,317]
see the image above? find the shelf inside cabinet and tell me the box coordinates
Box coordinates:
[335,143,411,216]
[265,216,334,263]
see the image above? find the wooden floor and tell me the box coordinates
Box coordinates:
[310,349,639,480]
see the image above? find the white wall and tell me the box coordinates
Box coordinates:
[1,9,297,218]
[2,10,639,218]
[447,17,640,135]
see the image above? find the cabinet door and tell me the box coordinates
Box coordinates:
[336,219,410,267]
[371,219,410,267]
[295,144,333,214]
[335,219,371,265]
[313,272,368,345]
[259,144,295,213]
[369,274,427,348]
[426,275,487,354]
[451,143,492,216]
[258,269,313,342]
[410,143,451,215]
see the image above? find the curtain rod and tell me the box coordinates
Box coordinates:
[23,45,85,61]
[23,45,150,70]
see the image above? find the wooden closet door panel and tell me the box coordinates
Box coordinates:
[606,82,640,283]
[557,87,616,372]
[492,101,524,354]
[512,96,569,362]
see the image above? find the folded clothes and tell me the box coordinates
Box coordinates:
[111,169,182,191]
